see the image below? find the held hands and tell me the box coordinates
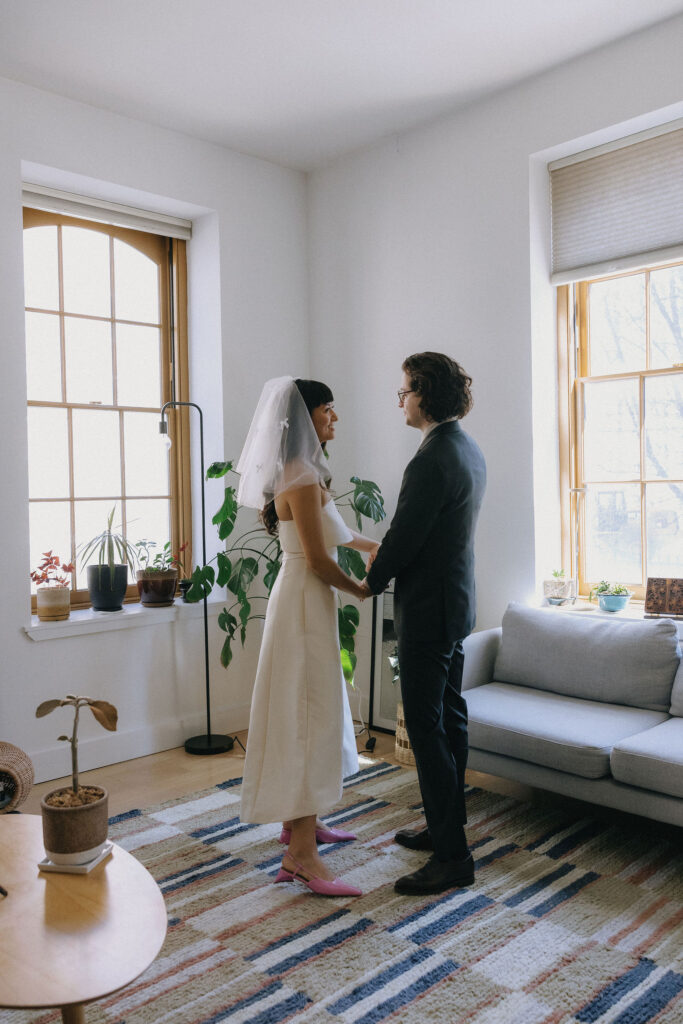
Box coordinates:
[366,544,380,572]
[358,581,373,601]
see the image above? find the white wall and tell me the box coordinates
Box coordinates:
[308,14,683,668]
[0,77,308,781]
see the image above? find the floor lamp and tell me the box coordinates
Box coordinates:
[160,401,234,755]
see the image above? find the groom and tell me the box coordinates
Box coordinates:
[362,351,486,895]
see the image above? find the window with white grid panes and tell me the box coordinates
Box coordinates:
[23,208,190,608]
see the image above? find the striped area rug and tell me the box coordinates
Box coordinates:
[5,761,683,1024]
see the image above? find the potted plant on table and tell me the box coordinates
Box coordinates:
[589,580,633,612]
[543,568,576,606]
[79,506,137,611]
[30,551,74,621]
[135,540,180,607]
[35,694,118,865]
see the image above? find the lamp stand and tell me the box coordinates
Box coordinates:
[161,401,234,755]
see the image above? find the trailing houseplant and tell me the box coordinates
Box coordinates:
[35,694,118,864]
[187,460,385,680]
[30,550,75,621]
[79,506,137,611]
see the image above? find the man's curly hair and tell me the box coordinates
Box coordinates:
[402,351,473,422]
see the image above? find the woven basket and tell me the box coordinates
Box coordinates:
[394,701,416,767]
[0,741,35,812]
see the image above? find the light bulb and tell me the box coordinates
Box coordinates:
[162,433,173,450]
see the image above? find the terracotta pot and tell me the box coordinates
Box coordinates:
[136,568,178,607]
[41,786,109,865]
[36,586,71,621]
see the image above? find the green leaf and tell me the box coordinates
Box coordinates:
[207,461,234,479]
[187,564,215,601]
[337,546,367,580]
[264,557,281,591]
[340,647,357,684]
[212,487,238,541]
[351,477,386,524]
[220,636,233,667]
[239,598,251,630]
[216,551,232,588]
[228,557,259,596]
[338,603,360,640]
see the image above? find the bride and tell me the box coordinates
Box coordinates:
[236,376,378,897]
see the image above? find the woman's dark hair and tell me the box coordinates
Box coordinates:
[402,351,473,422]
[261,378,334,535]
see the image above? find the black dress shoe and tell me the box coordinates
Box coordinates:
[395,826,434,851]
[394,853,475,895]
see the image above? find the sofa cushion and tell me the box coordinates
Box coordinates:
[669,657,683,717]
[466,682,668,779]
[611,719,683,798]
[492,603,680,712]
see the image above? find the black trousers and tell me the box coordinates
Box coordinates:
[397,634,469,861]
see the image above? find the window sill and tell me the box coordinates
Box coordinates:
[550,600,683,636]
[24,597,222,641]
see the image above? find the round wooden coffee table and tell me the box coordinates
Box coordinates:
[0,814,167,1023]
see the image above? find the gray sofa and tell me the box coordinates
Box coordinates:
[462,603,683,827]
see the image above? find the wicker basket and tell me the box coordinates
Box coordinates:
[394,701,416,766]
[0,741,35,812]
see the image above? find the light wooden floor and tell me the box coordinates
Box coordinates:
[22,727,546,818]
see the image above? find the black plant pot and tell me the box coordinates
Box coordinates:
[87,564,128,611]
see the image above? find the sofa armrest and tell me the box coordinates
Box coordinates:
[462,627,501,691]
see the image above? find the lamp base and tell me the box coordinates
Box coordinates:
[184,734,235,756]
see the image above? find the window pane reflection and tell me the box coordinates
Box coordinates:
[646,483,683,578]
[124,412,169,497]
[62,227,110,317]
[25,312,62,402]
[114,240,159,323]
[23,226,59,310]
[27,408,69,498]
[116,324,161,407]
[588,275,646,376]
[72,409,121,497]
[650,265,683,369]
[583,379,640,481]
[584,483,641,584]
[65,317,113,405]
[644,375,683,480]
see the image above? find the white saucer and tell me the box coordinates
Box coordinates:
[38,842,113,874]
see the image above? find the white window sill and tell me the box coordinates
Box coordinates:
[25,597,222,641]
[550,600,683,636]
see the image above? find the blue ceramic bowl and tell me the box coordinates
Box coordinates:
[598,594,631,612]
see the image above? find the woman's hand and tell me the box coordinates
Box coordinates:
[365,543,380,572]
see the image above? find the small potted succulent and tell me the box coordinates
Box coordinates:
[30,551,75,621]
[543,568,576,606]
[589,580,632,612]
[79,506,137,611]
[36,694,118,865]
[135,540,180,607]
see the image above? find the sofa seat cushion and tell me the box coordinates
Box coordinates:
[466,682,668,779]
[611,719,683,798]
[492,603,680,712]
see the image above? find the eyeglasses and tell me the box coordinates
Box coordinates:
[397,389,414,404]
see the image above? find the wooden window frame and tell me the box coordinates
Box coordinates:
[558,265,683,601]
[24,208,191,610]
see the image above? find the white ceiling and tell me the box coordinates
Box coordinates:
[2,0,683,171]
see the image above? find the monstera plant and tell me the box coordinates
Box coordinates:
[187,461,385,680]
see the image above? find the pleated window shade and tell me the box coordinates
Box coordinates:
[22,184,192,240]
[550,123,683,283]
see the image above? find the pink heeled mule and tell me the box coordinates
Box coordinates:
[274,857,362,897]
[279,825,357,845]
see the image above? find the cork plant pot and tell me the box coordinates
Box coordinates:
[36,587,70,621]
[41,786,109,865]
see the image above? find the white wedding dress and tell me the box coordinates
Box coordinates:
[239,500,360,824]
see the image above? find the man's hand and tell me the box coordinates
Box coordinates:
[366,544,380,573]
[359,581,373,599]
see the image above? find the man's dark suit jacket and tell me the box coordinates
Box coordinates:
[366,420,486,643]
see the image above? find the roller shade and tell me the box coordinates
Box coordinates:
[550,121,683,283]
[22,183,192,240]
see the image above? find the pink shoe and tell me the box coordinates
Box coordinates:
[274,858,362,897]
[279,825,357,845]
